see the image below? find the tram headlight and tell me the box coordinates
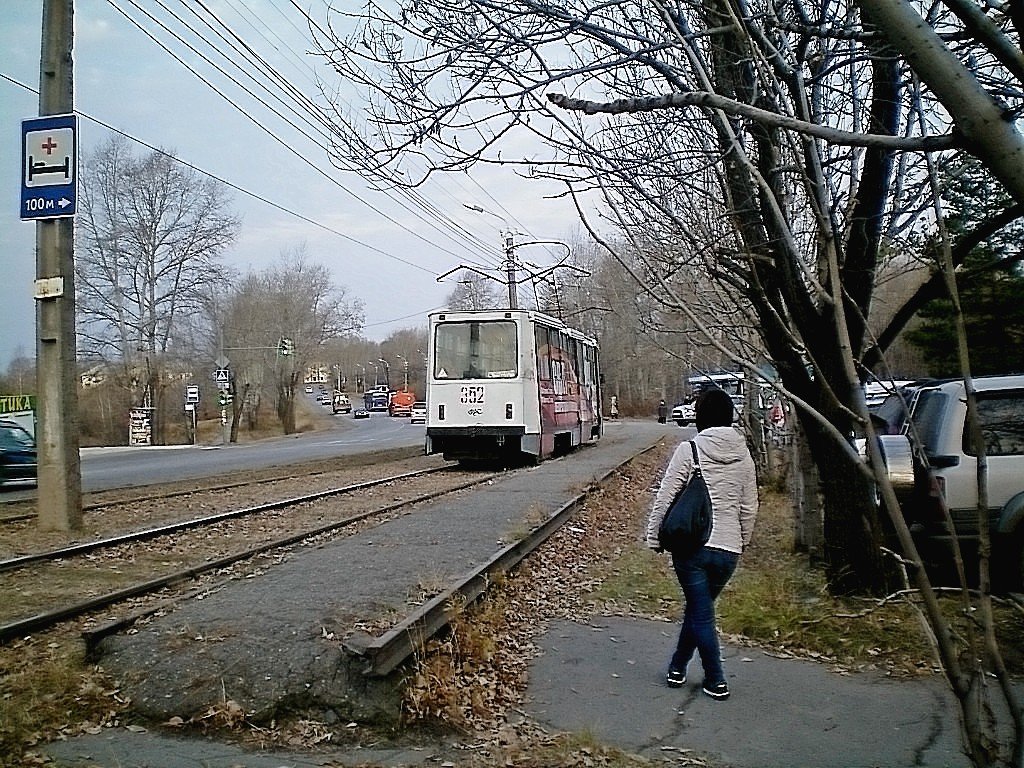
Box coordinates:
[506,403,513,420]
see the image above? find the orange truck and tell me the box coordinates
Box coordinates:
[389,389,415,417]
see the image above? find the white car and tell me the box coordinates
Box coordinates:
[410,401,427,424]
[671,401,695,426]
[877,375,1024,586]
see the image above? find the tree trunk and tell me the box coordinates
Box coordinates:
[799,412,898,594]
[229,382,247,443]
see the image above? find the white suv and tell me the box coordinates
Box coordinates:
[881,375,1024,587]
[671,400,695,426]
[671,396,742,427]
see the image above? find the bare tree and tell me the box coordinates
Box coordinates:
[0,350,35,395]
[76,136,239,443]
[315,2,1024,763]
[222,246,364,435]
[443,269,503,310]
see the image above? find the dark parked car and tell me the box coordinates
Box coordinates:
[0,419,37,486]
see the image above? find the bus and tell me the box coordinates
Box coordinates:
[363,385,391,412]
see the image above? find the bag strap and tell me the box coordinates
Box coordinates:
[689,441,702,472]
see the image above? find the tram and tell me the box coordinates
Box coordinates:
[425,309,602,464]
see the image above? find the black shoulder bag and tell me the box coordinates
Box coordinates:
[657,441,713,554]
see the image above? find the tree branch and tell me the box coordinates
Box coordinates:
[546,91,958,150]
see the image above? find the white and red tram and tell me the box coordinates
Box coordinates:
[425,309,603,464]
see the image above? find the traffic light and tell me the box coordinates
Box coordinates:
[218,391,233,407]
[277,337,295,357]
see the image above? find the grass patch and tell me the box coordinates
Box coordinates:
[496,728,670,767]
[588,547,677,615]
[0,636,128,767]
[403,588,511,727]
[715,489,940,672]
[589,485,1024,677]
[721,551,939,673]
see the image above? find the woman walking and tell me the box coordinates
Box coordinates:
[645,387,758,700]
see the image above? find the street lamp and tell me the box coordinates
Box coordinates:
[417,349,429,387]
[395,354,409,389]
[378,358,391,388]
[354,363,365,393]
[368,361,379,387]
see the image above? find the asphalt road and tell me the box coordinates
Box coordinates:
[2,409,424,497]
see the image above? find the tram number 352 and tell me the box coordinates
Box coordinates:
[459,385,485,404]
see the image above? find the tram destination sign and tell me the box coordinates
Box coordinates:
[20,113,77,220]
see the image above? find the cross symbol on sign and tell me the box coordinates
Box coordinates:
[41,137,58,154]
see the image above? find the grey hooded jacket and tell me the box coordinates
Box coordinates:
[645,426,758,554]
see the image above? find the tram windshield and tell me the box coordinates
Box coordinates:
[434,320,518,379]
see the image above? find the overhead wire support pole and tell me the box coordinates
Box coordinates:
[463,203,521,309]
[504,232,517,309]
[35,0,82,531]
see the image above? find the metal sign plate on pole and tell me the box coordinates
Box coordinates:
[21,113,77,220]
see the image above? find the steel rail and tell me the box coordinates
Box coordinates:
[0,445,428,519]
[0,467,449,574]
[344,444,659,676]
[1,473,498,645]
[0,511,34,524]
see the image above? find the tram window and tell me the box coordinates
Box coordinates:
[582,345,596,385]
[535,326,548,380]
[566,338,580,385]
[434,320,518,379]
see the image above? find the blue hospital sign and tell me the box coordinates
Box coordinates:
[21,114,77,220]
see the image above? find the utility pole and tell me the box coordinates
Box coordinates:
[462,203,518,309]
[503,232,517,309]
[35,0,82,530]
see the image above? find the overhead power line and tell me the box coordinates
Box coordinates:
[108,0,504,270]
[110,0,510,272]
[9,1,573,318]
[1,70,431,274]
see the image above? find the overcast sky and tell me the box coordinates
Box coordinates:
[1,0,591,370]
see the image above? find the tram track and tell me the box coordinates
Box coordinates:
[0,466,450,574]
[3,438,662,682]
[346,443,658,676]
[0,466,499,644]
[0,447,429,524]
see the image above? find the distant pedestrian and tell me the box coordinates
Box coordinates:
[645,387,758,700]
[610,395,619,419]
[657,399,668,424]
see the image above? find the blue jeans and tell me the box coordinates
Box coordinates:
[670,546,739,685]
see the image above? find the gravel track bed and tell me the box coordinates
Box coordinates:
[1,442,678,768]
[0,449,446,558]
[0,454,483,627]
